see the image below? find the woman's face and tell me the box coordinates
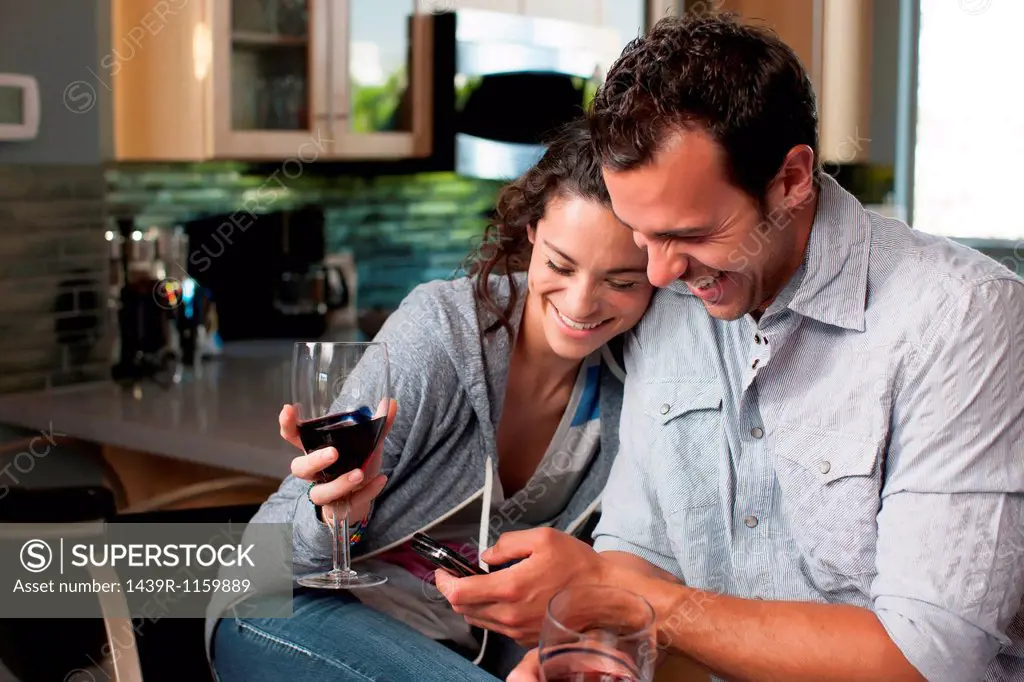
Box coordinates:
[526,195,653,361]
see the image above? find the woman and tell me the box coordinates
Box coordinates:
[208,120,653,681]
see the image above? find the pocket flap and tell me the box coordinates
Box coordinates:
[643,380,723,425]
[774,425,879,484]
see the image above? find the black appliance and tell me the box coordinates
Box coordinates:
[424,9,627,180]
[184,207,349,341]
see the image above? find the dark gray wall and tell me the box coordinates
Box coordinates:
[869,0,901,166]
[0,0,103,165]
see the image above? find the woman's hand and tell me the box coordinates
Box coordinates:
[279,399,397,525]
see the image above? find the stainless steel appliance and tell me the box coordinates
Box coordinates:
[274,262,349,317]
[323,250,358,333]
[424,10,626,180]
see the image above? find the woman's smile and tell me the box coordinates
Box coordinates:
[548,301,611,337]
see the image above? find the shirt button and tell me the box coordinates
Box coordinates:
[751,358,759,370]
[750,427,764,439]
[754,334,762,344]
[660,403,670,415]
[818,460,831,474]
[743,515,759,528]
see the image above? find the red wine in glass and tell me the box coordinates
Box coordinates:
[292,341,390,590]
[540,586,656,682]
[296,407,387,483]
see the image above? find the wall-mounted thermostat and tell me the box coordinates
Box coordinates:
[0,74,41,141]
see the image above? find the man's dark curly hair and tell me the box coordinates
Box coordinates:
[589,11,819,203]
[464,119,610,336]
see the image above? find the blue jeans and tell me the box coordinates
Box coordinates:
[211,588,509,682]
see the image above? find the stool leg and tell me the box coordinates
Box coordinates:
[85,563,143,682]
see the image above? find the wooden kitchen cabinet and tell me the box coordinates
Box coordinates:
[333,0,434,157]
[112,0,432,161]
[715,0,873,164]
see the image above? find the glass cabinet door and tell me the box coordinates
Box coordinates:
[212,0,330,157]
[231,0,311,131]
[333,0,432,157]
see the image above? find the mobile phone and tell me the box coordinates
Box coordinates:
[411,532,487,578]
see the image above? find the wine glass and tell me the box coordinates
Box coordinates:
[539,585,657,682]
[291,341,390,589]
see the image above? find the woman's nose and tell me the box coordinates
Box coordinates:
[562,282,600,319]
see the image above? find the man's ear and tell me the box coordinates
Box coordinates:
[768,144,816,213]
[527,224,537,245]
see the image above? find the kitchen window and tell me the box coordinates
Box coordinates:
[912,0,1024,245]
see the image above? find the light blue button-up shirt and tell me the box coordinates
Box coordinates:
[593,174,1024,681]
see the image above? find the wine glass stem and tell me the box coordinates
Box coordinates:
[331,503,353,575]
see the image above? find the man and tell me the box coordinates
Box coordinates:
[436,12,1024,681]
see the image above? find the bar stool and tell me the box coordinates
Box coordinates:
[0,423,143,682]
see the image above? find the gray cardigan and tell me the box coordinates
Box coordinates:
[204,272,625,659]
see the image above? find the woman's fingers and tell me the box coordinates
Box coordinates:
[349,473,388,512]
[307,469,380,507]
[279,404,304,450]
[316,474,388,524]
[290,447,338,480]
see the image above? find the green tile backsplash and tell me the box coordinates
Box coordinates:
[106,164,504,309]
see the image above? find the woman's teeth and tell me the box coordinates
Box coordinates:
[556,310,603,331]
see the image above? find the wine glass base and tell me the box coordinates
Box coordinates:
[297,570,387,590]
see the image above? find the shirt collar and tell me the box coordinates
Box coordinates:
[777,173,870,332]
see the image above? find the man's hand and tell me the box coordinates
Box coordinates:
[506,648,540,682]
[435,528,608,646]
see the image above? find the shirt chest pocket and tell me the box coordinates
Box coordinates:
[773,425,882,585]
[642,380,723,514]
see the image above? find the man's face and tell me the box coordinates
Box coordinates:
[602,129,811,321]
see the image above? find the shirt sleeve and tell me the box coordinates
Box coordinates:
[872,277,1024,682]
[592,330,682,578]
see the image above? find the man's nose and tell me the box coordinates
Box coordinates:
[647,250,688,288]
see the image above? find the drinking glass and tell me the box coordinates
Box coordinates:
[291,341,390,589]
[539,585,657,682]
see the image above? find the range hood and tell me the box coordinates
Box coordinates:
[425,10,624,181]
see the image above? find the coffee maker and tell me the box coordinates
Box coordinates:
[109,219,191,382]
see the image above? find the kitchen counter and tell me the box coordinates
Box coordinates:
[0,338,357,480]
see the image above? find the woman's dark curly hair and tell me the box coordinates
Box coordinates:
[464,119,610,337]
